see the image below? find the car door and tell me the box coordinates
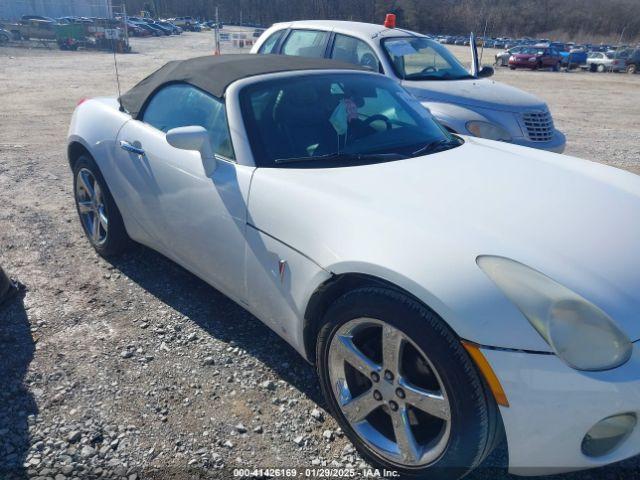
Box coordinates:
[114,83,254,302]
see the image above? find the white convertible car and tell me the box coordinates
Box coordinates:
[67,54,640,478]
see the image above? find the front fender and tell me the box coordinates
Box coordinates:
[324,259,552,353]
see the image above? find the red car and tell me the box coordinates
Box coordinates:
[509,46,562,70]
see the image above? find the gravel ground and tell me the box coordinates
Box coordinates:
[0,31,639,480]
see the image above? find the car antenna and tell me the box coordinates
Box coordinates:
[111,4,126,112]
[479,18,489,66]
[112,43,124,112]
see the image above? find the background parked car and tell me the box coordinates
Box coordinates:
[8,16,58,40]
[625,48,640,73]
[586,51,626,72]
[495,45,525,66]
[560,48,588,69]
[509,46,562,70]
[0,27,11,44]
[253,20,566,152]
[172,16,200,31]
[156,20,181,34]
[125,22,150,37]
[129,20,162,36]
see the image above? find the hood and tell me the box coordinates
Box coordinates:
[248,139,640,345]
[402,78,545,113]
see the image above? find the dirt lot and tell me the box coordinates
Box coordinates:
[0,31,639,480]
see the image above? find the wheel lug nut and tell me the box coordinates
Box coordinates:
[395,388,405,399]
[388,400,399,411]
[371,372,380,383]
[373,390,382,401]
[384,370,394,381]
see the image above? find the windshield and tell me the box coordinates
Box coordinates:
[521,47,544,55]
[382,37,473,81]
[240,73,460,168]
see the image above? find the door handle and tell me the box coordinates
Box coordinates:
[119,140,145,156]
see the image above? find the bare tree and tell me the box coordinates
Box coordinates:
[122,0,640,42]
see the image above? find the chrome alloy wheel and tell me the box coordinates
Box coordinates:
[75,168,108,245]
[328,318,451,467]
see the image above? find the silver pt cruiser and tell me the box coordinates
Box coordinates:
[252,19,566,153]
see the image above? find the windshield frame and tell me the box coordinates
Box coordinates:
[381,36,474,81]
[237,70,461,168]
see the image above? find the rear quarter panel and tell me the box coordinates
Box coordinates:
[67,98,143,239]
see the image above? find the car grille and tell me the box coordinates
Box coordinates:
[521,110,554,142]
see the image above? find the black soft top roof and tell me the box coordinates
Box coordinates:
[119,54,366,117]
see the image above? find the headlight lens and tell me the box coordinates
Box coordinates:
[477,256,632,371]
[465,121,512,141]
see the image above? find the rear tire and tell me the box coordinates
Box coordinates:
[628,64,637,74]
[316,287,501,480]
[73,155,130,257]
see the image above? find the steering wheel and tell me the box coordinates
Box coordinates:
[420,65,437,74]
[363,114,392,131]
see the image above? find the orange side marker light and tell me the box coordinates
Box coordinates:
[462,341,509,407]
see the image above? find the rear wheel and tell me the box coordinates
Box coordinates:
[628,64,637,74]
[73,155,130,257]
[317,287,501,479]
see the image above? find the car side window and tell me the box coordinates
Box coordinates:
[259,29,285,54]
[142,84,235,160]
[281,29,329,58]
[331,33,381,71]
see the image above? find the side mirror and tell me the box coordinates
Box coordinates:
[166,126,216,175]
[478,65,494,78]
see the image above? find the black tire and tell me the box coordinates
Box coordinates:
[596,64,605,73]
[316,287,501,480]
[73,155,130,257]
[509,66,515,70]
[628,64,637,74]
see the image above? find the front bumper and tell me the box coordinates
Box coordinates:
[511,129,566,153]
[484,342,640,476]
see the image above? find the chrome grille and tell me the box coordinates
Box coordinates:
[522,110,554,142]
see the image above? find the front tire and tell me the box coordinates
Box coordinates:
[73,155,130,257]
[628,64,637,74]
[316,287,501,479]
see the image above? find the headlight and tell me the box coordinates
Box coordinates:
[465,121,512,141]
[477,256,632,371]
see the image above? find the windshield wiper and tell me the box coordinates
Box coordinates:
[274,152,407,165]
[411,138,461,156]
